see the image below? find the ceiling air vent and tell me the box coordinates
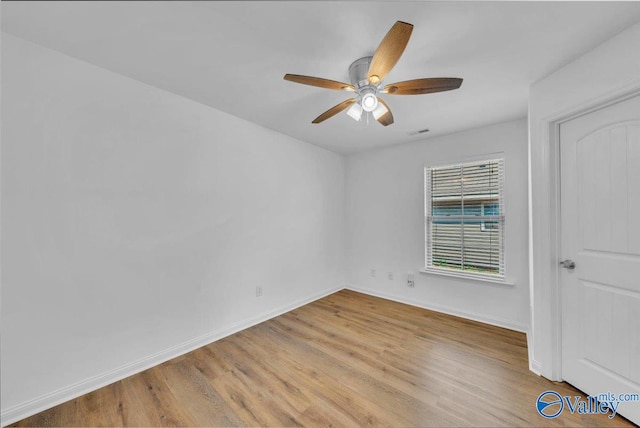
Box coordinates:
[408,128,430,136]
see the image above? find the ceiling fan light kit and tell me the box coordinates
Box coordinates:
[283,21,463,127]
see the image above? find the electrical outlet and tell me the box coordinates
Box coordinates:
[387,272,394,280]
[256,286,263,297]
[370,269,376,277]
[407,272,415,288]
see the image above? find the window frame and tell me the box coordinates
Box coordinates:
[424,157,506,282]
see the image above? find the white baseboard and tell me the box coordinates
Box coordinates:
[1,285,343,427]
[530,359,543,376]
[345,285,529,334]
[525,324,541,376]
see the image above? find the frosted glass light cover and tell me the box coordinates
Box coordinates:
[346,102,363,121]
[361,93,378,112]
[372,102,388,120]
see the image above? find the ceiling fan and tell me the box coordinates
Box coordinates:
[283,21,463,126]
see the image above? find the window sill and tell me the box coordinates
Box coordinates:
[419,268,515,286]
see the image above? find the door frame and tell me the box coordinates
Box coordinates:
[535,83,640,381]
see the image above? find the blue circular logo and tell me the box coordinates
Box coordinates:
[536,391,564,418]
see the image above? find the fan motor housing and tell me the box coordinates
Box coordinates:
[348,56,374,88]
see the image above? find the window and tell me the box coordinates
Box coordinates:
[424,158,505,279]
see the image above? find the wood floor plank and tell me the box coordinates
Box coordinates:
[10,290,636,427]
[203,339,306,426]
[159,359,244,426]
[119,367,197,426]
[235,325,402,427]
[273,310,448,407]
[181,345,234,380]
[265,318,468,426]
[296,395,368,428]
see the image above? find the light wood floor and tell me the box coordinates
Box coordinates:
[12,290,635,427]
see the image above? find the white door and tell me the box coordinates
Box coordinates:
[560,94,640,424]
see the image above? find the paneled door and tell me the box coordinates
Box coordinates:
[560,94,640,425]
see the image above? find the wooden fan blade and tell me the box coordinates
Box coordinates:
[284,74,355,91]
[375,98,394,126]
[384,78,463,95]
[367,21,414,85]
[312,99,356,124]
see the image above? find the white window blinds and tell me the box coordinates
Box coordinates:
[425,159,505,279]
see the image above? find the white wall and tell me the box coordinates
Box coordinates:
[528,22,640,380]
[345,119,530,332]
[0,34,345,422]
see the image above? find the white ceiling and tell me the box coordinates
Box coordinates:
[3,1,640,154]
